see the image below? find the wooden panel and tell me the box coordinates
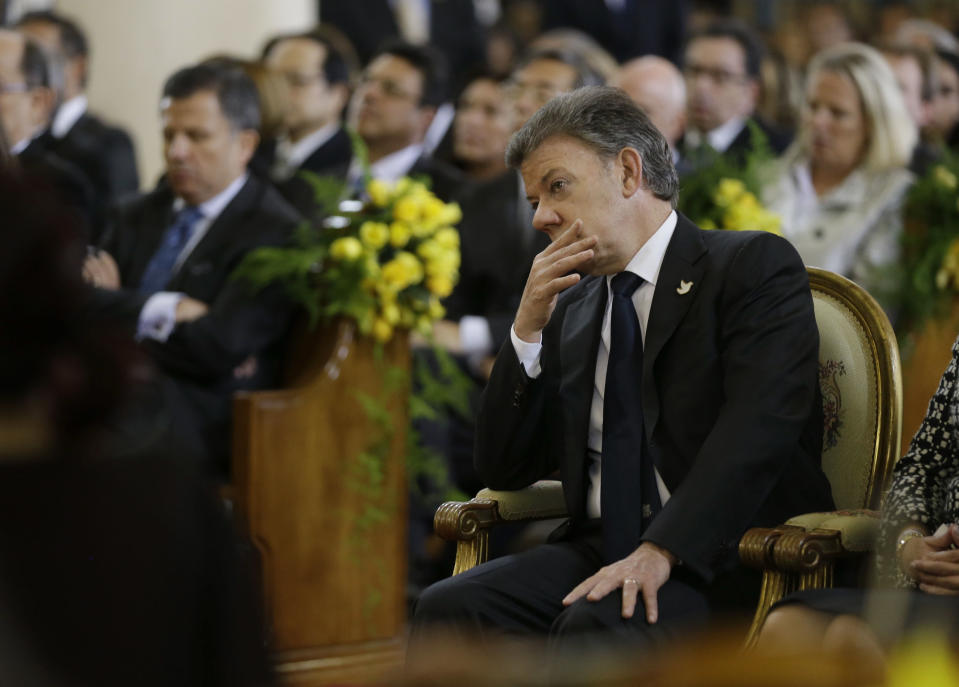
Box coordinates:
[232,319,410,683]
[900,305,959,456]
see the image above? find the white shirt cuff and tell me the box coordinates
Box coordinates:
[137,292,184,342]
[510,324,542,378]
[459,315,494,356]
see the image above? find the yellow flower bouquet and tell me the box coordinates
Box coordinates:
[234,175,462,343]
[677,121,781,235]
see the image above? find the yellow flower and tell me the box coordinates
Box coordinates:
[372,317,393,342]
[421,196,448,227]
[439,202,462,226]
[415,314,433,336]
[427,274,454,298]
[417,239,443,262]
[434,227,460,250]
[329,236,363,261]
[382,251,423,288]
[428,296,445,320]
[887,630,959,687]
[381,301,401,325]
[359,221,389,250]
[367,179,391,207]
[934,164,958,190]
[394,195,423,223]
[714,178,747,207]
[426,251,459,279]
[390,221,412,248]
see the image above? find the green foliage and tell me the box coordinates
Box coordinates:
[893,152,959,334]
[677,121,780,233]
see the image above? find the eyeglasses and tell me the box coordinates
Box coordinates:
[357,75,420,102]
[503,80,562,106]
[683,64,749,87]
[280,71,325,89]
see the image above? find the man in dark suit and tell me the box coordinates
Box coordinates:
[680,20,791,173]
[328,41,464,203]
[18,11,139,235]
[542,0,688,64]
[412,87,833,651]
[83,63,300,473]
[261,30,352,192]
[319,0,483,92]
[0,28,95,236]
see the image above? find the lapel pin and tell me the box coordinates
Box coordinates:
[676,280,693,295]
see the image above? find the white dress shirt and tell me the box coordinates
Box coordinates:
[346,143,424,189]
[685,116,746,154]
[511,210,677,518]
[271,122,341,181]
[136,173,249,342]
[51,94,88,139]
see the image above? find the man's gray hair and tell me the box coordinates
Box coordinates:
[505,86,679,208]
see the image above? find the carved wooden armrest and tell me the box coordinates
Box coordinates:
[740,510,879,647]
[434,480,566,575]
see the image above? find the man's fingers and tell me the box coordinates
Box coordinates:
[621,580,639,619]
[642,583,659,624]
[912,568,959,589]
[542,219,584,254]
[925,549,959,562]
[913,558,959,576]
[563,576,597,606]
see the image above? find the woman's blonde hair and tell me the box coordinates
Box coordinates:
[802,42,916,172]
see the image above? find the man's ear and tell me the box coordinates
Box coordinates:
[237,128,260,164]
[619,146,643,197]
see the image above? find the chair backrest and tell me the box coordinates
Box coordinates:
[808,267,902,511]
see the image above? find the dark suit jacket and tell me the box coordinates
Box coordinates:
[18,137,97,239]
[319,0,484,89]
[543,0,688,64]
[40,112,139,238]
[93,175,301,467]
[476,215,834,587]
[254,126,354,182]
[680,117,792,177]
[445,170,548,351]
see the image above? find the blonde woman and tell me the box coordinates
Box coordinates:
[762,43,916,305]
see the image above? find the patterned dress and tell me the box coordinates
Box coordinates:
[877,335,959,587]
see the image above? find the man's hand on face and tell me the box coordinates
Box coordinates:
[562,542,677,622]
[82,249,121,290]
[513,220,597,343]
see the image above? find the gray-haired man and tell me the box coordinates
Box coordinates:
[413,87,833,652]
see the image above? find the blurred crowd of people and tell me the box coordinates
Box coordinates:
[5,0,959,682]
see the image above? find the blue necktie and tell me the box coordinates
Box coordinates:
[138,206,203,294]
[601,272,661,563]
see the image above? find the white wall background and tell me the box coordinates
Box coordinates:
[57,0,315,188]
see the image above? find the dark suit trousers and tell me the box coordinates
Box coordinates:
[411,527,710,656]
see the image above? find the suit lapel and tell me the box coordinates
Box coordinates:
[170,176,258,287]
[558,277,606,518]
[127,191,175,286]
[642,214,707,439]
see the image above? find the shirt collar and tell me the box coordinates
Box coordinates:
[277,122,341,171]
[614,209,678,288]
[173,172,249,220]
[687,116,747,153]
[351,143,424,184]
[51,95,88,139]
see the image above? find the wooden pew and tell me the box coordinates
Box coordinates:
[232,318,410,685]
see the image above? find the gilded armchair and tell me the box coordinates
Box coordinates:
[434,267,901,646]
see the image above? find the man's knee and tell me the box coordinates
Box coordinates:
[552,595,627,636]
[413,575,476,624]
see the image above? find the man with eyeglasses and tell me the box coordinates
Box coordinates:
[680,20,790,173]
[0,29,94,235]
[261,30,352,203]
[329,40,463,203]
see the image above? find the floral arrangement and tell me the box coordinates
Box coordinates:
[895,154,959,332]
[677,121,782,235]
[235,175,462,343]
